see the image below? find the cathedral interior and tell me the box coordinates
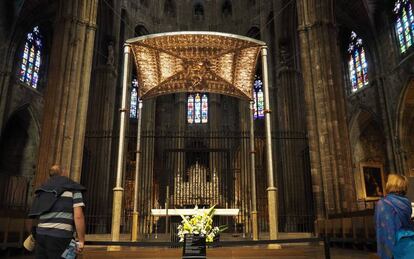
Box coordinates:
[1,0,414,256]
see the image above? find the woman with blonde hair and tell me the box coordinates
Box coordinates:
[375,174,414,259]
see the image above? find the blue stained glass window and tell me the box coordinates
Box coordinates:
[130,78,139,119]
[19,26,42,89]
[187,93,208,124]
[394,0,414,53]
[201,94,208,123]
[187,94,194,124]
[253,75,264,119]
[194,93,201,123]
[348,31,369,93]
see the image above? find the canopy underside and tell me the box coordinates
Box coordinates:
[127,32,265,100]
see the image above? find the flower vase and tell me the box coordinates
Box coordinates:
[182,234,206,259]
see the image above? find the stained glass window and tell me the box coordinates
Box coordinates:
[348,31,369,93]
[20,26,43,89]
[253,75,264,119]
[187,94,194,124]
[201,94,208,123]
[130,78,139,119]
[394,0,414,53]
[194,94,201,123]
[187,93,208,124]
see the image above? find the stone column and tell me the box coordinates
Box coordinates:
[0,7,10,134]
[296,0,355,217]
[0,66,12,135]
[34,0,98,186]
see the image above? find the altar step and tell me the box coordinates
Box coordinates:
[86,232,313,243]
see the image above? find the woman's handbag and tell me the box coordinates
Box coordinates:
[393,229,414,259]
[23,234,35,252]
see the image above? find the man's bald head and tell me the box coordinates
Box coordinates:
[49,165,62,177]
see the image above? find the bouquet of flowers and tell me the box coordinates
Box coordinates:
[177,205,227,243]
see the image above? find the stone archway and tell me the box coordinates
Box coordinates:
[349,109,387,208]
[350,110,387,165]
[397,79,414,176]
[0,106,40,177]
[0,106,40,208]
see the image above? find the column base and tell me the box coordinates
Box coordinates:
[267,244,282,249]
[111,187,124,242]
[251,210,259,241]
[267,187,278,240]
[131,211,139,241]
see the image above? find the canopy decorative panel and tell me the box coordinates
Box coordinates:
[126,31,265,100]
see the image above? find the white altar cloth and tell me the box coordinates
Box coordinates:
[151,208,239,216]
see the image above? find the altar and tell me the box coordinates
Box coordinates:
[151,208,240,216]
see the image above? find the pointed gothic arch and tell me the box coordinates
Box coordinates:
[349,108,388,203]
[0,105,40,177]
[349,109,387,163]
[397,79,414,174]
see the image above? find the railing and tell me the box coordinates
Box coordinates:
[0,175,29,211]
[85,237,332,259]
[82,130,314,236]
[315,210,376,249]
[279,215,314,233]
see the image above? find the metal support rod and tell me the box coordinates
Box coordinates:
[111,44,131,242]
[165,185,170,234]
[261,46,278,240]
[132,99,143,241]
[249,101,259,241]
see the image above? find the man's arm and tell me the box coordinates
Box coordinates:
[74,206,85,252]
